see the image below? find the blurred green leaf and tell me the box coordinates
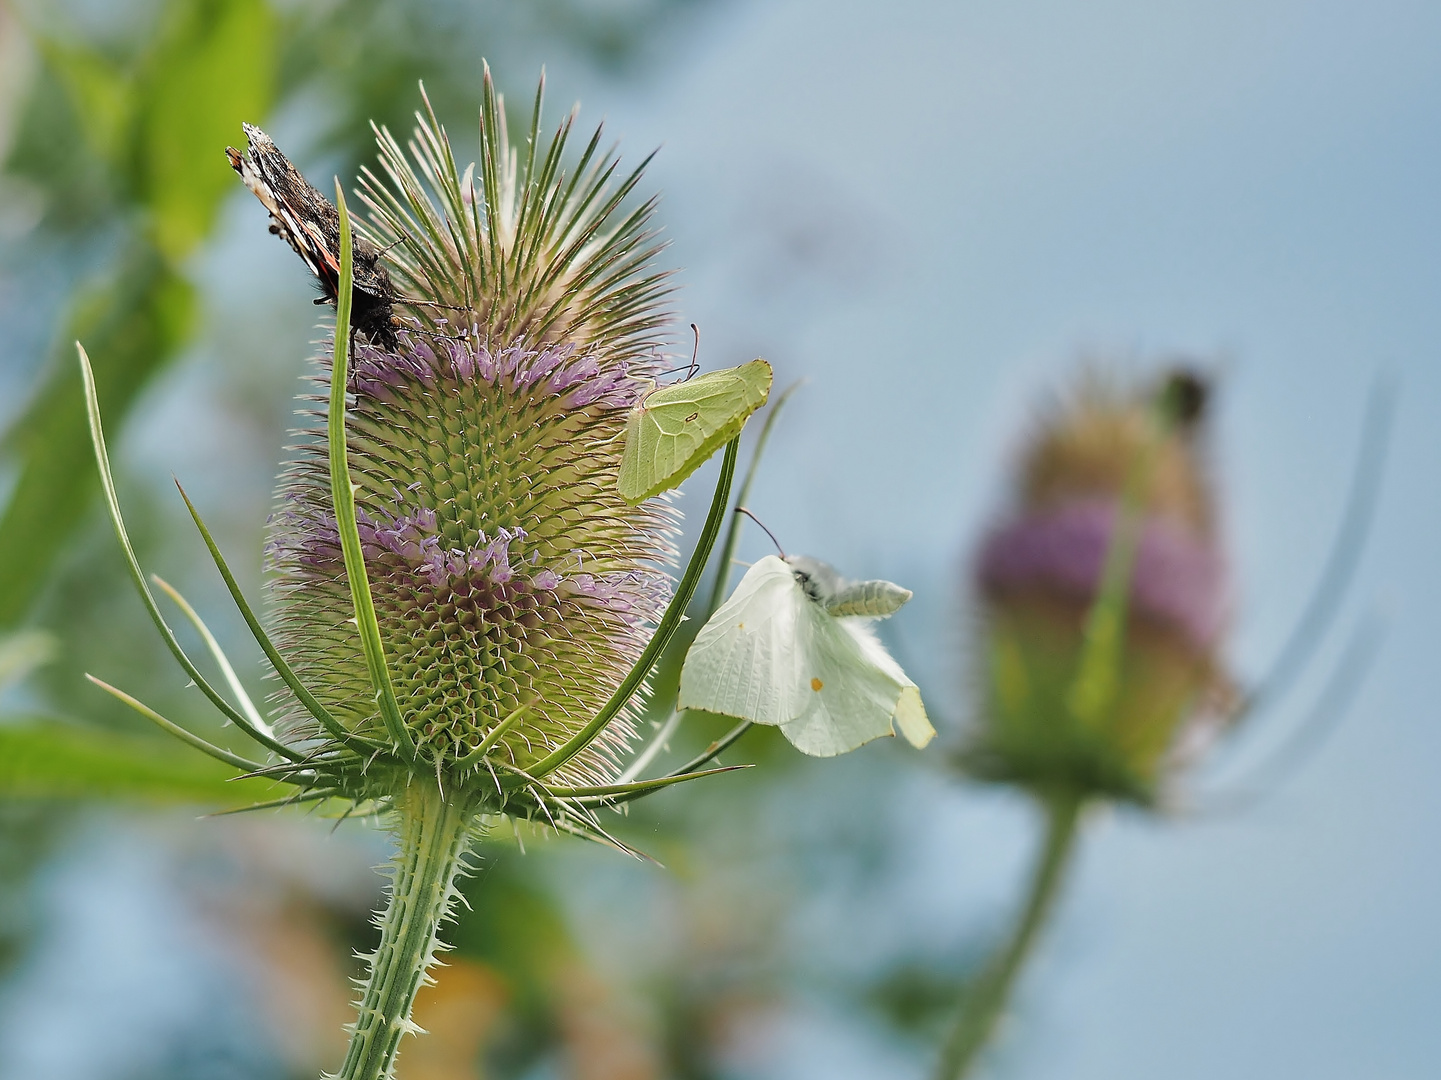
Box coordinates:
[137,0,276,258]
[0,630,57,692]
[0,719,281,804]
[0,239,194,625]
[0,0,277,629]
[41,41,136,171]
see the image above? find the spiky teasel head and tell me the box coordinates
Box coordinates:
[961,367,1234,805]
[262,71,683,807]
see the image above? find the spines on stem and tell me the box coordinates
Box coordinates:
[329,782,477,1080]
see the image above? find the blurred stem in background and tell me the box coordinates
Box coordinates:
[935,790,1082,1080]
[942,363,1385,1078]
[942,370,1231,1077]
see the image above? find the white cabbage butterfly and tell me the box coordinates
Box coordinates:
[678,554,936,756]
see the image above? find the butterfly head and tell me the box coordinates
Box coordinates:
[785,555,913,619]
[784,554,841,604]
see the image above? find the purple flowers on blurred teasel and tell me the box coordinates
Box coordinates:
[978,499,1228,653]
[962,369,1235,804]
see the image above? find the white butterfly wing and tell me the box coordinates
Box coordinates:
[681,554,936,757]
[678,556,811,724]
[779,609,931,756]
[849,620,935,749]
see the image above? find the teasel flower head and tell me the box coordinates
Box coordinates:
[80,69,756,1080]
[262,91,678,801]
[961,368,1234,805]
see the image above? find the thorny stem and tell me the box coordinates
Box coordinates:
[933,792,1085,1080]
[333,783,474,1080]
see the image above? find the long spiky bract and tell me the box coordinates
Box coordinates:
[80,71,759,1080]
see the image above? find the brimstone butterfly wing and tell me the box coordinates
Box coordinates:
[617,359,773,503]
[678,555,936,756]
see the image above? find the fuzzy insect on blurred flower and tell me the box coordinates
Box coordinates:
[74,68,810,1080]
[931,364,1388,1080]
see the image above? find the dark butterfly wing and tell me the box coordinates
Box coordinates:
[226,124,398,349]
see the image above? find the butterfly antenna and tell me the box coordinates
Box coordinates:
[653,326,706,380]
[735,506,785,557]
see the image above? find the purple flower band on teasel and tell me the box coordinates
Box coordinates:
[348,333,650,410]
[975,499,1229,649]
[560,569,670,628]
[272,504,666,623]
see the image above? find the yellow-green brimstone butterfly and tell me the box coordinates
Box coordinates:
[678,554,936,757]
[617,359,773,503]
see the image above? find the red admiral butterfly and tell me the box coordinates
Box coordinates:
[227,124,399,349]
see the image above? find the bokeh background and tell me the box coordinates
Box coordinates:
[1,1,1438,1077]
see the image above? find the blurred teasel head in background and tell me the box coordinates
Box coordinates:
[961,366,1234,805]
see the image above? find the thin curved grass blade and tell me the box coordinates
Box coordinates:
[77,343,302,763]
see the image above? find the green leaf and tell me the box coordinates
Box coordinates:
[136,0,277,258]
[0,0,277,627]
[41,42,136,171]
[0,720,280,805]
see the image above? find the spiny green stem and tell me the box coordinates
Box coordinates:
[933,792,1084,1080]
[333,782,473,1080]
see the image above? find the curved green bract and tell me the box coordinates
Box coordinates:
[78,343,301,764]
[332,183,415,761]
[617,358,772,503]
